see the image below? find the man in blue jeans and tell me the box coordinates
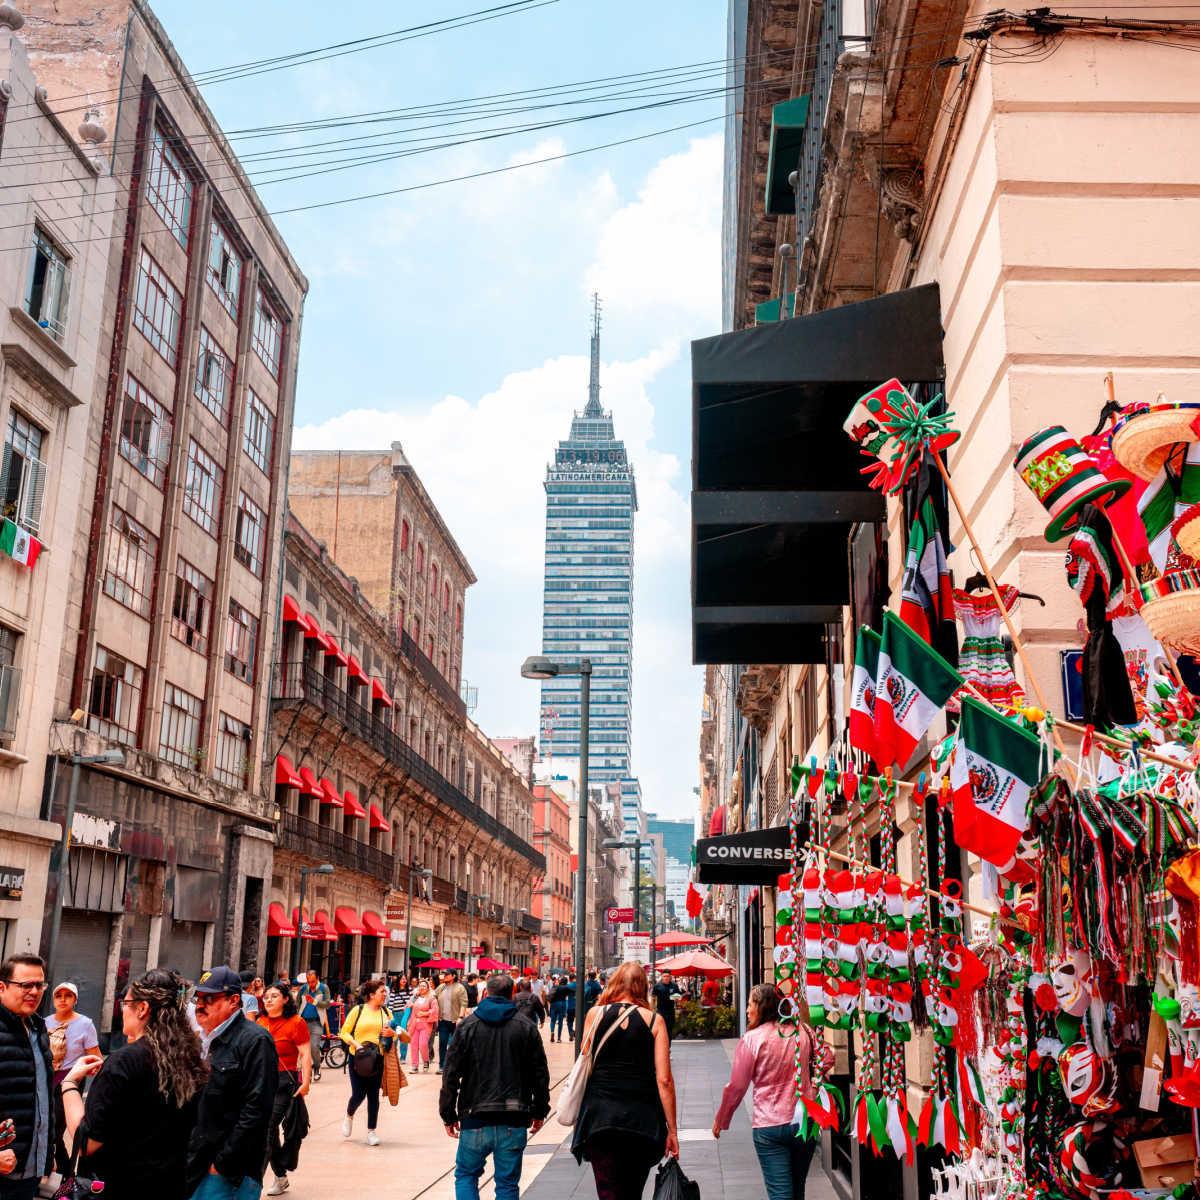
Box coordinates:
[440,973,550,1200]
[547,975,567,1042]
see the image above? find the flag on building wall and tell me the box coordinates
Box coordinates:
[0,520,40,568]
[849,626,882,764]
[873,612,962,769]
[950,695,1042,867]
[899,459,958,666]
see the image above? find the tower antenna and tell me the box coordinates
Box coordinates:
[586,293,602,416]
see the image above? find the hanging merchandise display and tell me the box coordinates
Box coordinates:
[952,585,1025,709]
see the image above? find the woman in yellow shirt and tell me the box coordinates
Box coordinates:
[339,979,399,1146]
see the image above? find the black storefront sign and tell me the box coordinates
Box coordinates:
[696,823,808,885]
[0,867,23,899]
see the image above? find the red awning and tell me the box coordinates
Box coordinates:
[275,755,304,788]
[268,902,296,937]
[347,655,369,684]
[319,778,344,808]
[323,635,349,667]
[293,908,338,941]
[361,911,388,938]
[334,907,365,936]
[341,790,367,819]
[301,612,331,650]
[282,594,301,623]
[298,766,323,796]
[371,678,393,708]
[368,804,389,832]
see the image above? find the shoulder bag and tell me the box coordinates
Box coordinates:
[348,1006,383,1079]
[556,1002,634,1128]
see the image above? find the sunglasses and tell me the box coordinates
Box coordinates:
[3,981,46,993]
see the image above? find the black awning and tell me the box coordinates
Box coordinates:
[690,284,944,665]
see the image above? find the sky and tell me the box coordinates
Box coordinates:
[153,0,728,820]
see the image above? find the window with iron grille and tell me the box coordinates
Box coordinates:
[133,249,182,367]
[252,289,282,377]
[0,410,47,535]
[25,227,70,342]
[88,646,142,746]
[213,712,251,788]
[194,326,232,422]
[119,374,171,487]
[171,557,211,655]
[146,126,193,246]
[102,506,158,617]
[160,682,202,769]
[242,389,273,474]
[206,219,240,317]
[0,625,20,745]
[225,598,258,684]
[233,492,265,576]
[183,440,222,535]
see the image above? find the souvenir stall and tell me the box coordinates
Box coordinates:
[771,379,1200,1200]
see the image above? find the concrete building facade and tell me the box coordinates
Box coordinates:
[531,782,572,970]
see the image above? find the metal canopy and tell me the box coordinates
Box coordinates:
[690,284,945,665]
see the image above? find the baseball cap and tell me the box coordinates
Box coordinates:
[52,982,78,998]
[194,966,243,995]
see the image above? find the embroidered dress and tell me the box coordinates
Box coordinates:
[952,586,1025,709]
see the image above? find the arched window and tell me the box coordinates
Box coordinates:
[401,519,409,551]
[443,584,449,613]
[431,563,438,599]
[416,543,424,574]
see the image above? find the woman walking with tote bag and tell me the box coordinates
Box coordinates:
[339,979,396,1146]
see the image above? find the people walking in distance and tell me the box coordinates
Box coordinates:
[0,954,54,1200]
[651,970,682,1041]
[530,974,546,1005]
[187,966,278,1200]
[46,979,101,1177]
[463,973,480,1009]
[712,983,833,1200]
[583,970,602,1016]
[408,978,438,1071]
[440,973,550,1200]
[513,978,545,1028]
[433,970,469,1074]
[572,962,679,1200]
[256,982,313,1195]
[339,979,396,1146]
[57,968,207,1199]
[294,970,330,1083]
[388,975,413,1062]
[564,973,578,1042]
[548,975,568,1043]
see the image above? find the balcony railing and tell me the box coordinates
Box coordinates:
[399,631,466,718]
[272,660,544,869]
[519,912,542,935]
[279,809,394,884]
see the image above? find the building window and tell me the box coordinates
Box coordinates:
[25,227,70,342]
[88,646,142,746]
[159,682,202,770]
[441,651,447,675]
[401,520,409,552]
[225,598,258,684]
[133,249,182,367]
[252,290,282,377]
[213,713,251,789]
[147,126,193,246]
[194,326,232,422]
[415,543,424,574]
[431,563,438,600]
[426,635,434,660]
[443,583,450,613]
[242,390,273,474]
[171,557,212,655]
[118,374,171,487]
[413,616,420,645]
[206,219,240,317]
[455,602,462,632]
[0,410,47,535]
[0,625,20,744]
[102,506,157,617]
[183,440,222,535]
[233,492,265,576]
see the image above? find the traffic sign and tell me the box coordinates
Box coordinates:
[605,906,635,923]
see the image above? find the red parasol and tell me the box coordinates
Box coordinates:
[653,949,734,978]
[654,930,711,949]
[424,956,465,970]
[475,957,508,971]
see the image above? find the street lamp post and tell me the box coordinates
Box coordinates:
[521,654,591,1057]
[467,892,488,976]
[404,867,433,975]
[290,863,335,982]
[603,837,654,970]
[45,749,126,985]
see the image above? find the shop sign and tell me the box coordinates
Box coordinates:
[622,931,652,965]
[411,925,433,951]
[0,866,23,899]
[606,906,635,923]
[385,895,406,922]
[70,813,120,850]
[389,929,405,944]
[695,824,801,885]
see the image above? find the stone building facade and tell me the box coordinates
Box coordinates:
[21,1,307,1033]
[531,782,572,970]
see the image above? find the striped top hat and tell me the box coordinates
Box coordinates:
[1014,426,1130,542]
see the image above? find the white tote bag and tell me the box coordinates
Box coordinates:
[556,1003,634,1127]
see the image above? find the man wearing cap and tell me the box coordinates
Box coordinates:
[187,966,278,1199]
[294,969,329,1083]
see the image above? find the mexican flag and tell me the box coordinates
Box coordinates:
[873,611,961,769]
[1138,464,1178,572]
[849,626,882,764]
[950,695,1042,867]
[899,460,958,666]
[0,520,40,568]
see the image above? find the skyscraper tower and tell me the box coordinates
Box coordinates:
[540,297,639,812]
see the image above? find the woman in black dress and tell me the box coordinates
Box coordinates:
[572,961,680,1200]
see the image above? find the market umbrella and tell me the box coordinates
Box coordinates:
[654,930,711,949]
[424,956,465,970]
[476,957,508,971]
[653,949,733,978]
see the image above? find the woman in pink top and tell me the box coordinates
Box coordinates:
[712,984,834,1200]
[407,978,438,1071]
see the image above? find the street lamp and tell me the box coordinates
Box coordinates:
[290,863,335,982]
[404,867,434,975]
[45,748,125,985]
[521,653,591,1057]
[466,891,489,976]
[603,837,653,936]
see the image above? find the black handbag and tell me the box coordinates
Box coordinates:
[653,1157,699,1200]
[348,1006,383,1078]
[52,1125,105,1198]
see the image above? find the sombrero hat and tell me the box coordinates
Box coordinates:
[1111,397,1200,482]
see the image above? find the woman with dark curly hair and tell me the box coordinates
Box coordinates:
[59,967,207,1198]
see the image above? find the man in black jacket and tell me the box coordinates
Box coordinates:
[440,973,550,1200]
[512,978,545,1028]
[0,954,53,1200]
[187,966,278,1199]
